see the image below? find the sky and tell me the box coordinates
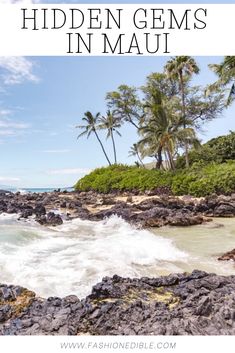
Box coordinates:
[0,0,235,188]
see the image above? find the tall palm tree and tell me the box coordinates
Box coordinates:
[128,143,145,168]
[138,89,175,169]
[76,111,111,166]
[97,110,121,164]
[208,56,235,106]
[138,88,199,170]
[165,56,200,167]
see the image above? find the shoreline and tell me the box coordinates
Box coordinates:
[1,189,235,228]
[1,191,235,334]
[2,188,235,263]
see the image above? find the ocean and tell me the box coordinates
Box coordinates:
[4,187,74,193]
[0,213,234,299]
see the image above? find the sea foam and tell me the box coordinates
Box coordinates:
[0,215,188,298]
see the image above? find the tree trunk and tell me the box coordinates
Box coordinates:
[164,151,170,170]
[179,73,189,168]
[110,129,117,164]
[94,130,112,166]
[184,143,189,168]
[137,151,145,168]
[155,146,163,169]
[166,148,175,170]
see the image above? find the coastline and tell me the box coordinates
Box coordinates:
[1,189,235,335]
[1,188,235,228]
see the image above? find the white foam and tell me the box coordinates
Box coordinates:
[15,189,28,194]
[0,213,18,220]
[0,215,189,298]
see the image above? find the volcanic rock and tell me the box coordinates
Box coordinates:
[1,271,235,335]
[218,248,235,262]
[213,204,235,217]
[36,212,63,226]
[34,204,46,217]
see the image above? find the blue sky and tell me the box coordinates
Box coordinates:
[0,1,235,188]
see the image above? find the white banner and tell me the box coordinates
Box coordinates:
[0,336,235,353]
[0,4,234,56]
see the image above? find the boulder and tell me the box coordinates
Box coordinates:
[34,204,46,217]
[0,190,12,195]
[218,248,235,261]
[168,214,204,227]
[213,204,235,217]
[47,212,63,226]
[0,201,7,212]
[36,212,63,226]
[19,208,34,219]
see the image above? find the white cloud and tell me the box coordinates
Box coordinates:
[0,109,11,117]
[42,149,71,154]
[0,176,20,182]
[47,168,91,176]
[0,119,29,129]
[0,57,39,85]
[0,113,30,138]
[0,129,16,136]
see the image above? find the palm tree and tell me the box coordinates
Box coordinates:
[76,111,111,166]
[165,56,200,167]
[138,89,176,169]
[138,89,199,170]
[208,56,235,106]
[138,124,165,170]
[97,110,121,164]
[128,143,145,168]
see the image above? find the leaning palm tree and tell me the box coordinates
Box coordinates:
[76,111,111,166]
[165,56,200,167]
[128,143,145,168]
[97,110,121,164]
[208,56,235,106]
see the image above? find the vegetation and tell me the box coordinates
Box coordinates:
[164,56,200,167]
[75,164,172,194]
[97,110,122,164]
[77,111,112,166]
[208,56,235,106]
[75,56,235,197]
[138,87,199,170]
[75,162,235,197]
[128,144,145,168]
[76,56,225,169]
[105,84,143,129]
[176,131,235,168]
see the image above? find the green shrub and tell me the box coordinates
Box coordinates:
[176,131,235,169]
[75,164,173,193]
[75,162,235,197]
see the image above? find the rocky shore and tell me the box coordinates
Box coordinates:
[1,189,235,228]
[1,191,235,335]
[1,270,235,335]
